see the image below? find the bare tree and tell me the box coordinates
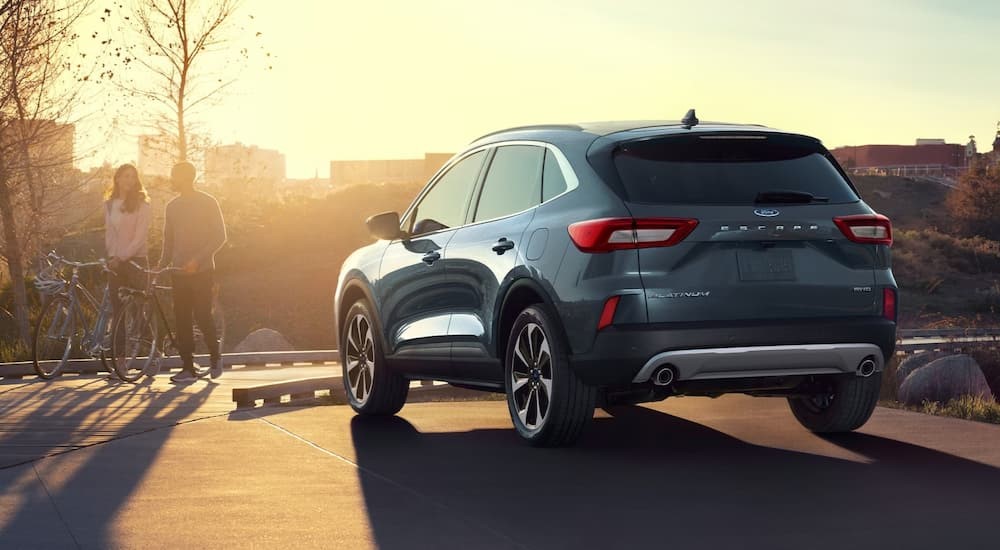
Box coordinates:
[947,158,1000,241]
[0,0,92,345]
[125,0,245,163]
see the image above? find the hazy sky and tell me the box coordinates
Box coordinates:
[84,0,1000,178]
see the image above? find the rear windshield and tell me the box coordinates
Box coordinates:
[613,134,859,205]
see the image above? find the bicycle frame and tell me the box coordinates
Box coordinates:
[46,265,112,359]
[149,288,179,356]
[74,267,114,357]
[116,262,223,366]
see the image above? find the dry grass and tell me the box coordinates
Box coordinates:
[893,229,1000,322]
[882,396,1000,425]
[0,339,28,363]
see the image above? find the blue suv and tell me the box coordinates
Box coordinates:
[335,113,897,446]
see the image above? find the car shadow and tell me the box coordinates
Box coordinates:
[349,404,1000,550]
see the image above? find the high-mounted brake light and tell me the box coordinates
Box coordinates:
[833,214,892,246]
[568,218,699,253]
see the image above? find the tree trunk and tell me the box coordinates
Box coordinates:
[176,84,187,162]
[0,179,31,346]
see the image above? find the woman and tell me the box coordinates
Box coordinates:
[105,163,152,321]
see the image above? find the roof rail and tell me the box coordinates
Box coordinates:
[472,124,584,142]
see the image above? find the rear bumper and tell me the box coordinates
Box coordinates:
[568,317,896,386]
[632,343,883,383]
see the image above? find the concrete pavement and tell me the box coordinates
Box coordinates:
[1,368,1000,549]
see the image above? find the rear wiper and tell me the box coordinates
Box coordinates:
[754,190,829,204]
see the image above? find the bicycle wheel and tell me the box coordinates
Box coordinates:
[32,295,75,379]
[111,296,159,383]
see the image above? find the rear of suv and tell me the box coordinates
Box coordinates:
[335,112,896,446]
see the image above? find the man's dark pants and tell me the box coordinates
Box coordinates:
[171,270,220,373]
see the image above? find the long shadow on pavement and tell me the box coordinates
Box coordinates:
[0,377,214,548]
[349,404,1000,550]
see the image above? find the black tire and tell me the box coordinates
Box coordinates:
[787,374,881,433]
[32,295,74,379]
[340,300,408,415]
[111,297,159,383]
[504,304,596,447]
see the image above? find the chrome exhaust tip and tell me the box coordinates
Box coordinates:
[652,366,675,386]
[857,358,877,378]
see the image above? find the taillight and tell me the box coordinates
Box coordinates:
[882,288,897,322]
[568,218,699,253]
[833,214,892,246]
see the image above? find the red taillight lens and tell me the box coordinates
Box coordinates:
[833,214,892,246]
[568,218,699,253]
[598,295,621,330]
[882,288,897,321]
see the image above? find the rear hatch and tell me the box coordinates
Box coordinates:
[612,132,884,323]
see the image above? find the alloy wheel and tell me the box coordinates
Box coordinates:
[510,322,553,430]
[345,313,376,405]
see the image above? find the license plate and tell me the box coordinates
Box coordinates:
[737,249,796,281]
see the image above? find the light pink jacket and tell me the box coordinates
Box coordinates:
[105,199,152,260]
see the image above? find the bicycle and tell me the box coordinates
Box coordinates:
[111,263,226,383]
[31,252,119,380]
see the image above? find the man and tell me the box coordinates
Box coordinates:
[160,161,227,383]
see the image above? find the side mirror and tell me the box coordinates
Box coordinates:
[366,211,402,240]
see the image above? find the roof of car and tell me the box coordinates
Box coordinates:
[470,120,792,145]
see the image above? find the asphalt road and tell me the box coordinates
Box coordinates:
[1,367,999,549]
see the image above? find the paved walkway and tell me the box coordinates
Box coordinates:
[1,369,999,549]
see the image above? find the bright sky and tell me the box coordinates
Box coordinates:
[82,0,1000,178]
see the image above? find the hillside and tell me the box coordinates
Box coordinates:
[851,175,951,229]
[851,175,999,326]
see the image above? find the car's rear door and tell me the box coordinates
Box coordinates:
[611,133,883,324]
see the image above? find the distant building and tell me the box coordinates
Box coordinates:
[137,135,175,178]
[204,143,286,195]
[914,138,946,146]
[330,152,454,187]
[830,140,966,177]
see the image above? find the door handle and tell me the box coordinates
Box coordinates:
[422,251,441,265]
[492,238,515,255]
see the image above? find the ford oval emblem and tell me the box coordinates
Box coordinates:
[753,208,780,217]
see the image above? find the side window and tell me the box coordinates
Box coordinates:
[409,151,485,236]
[542,149,568,202]
[473,145,544,222]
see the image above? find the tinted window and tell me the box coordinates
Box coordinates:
[409,151,485,235]
[473,145,544,222]
[542,150,567,202]
[614,135,859,205]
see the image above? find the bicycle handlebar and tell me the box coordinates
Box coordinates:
[127,261,181,276]
[45,252,112,272]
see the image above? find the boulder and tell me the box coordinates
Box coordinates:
[233,328,294,353]
[898,354,993,406]
[895,351,949,386]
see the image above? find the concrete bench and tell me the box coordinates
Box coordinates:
[232,376,342,408]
